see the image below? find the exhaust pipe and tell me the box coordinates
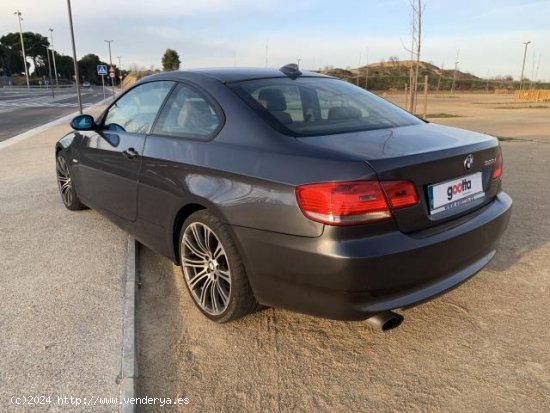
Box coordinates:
[366,311,404,331]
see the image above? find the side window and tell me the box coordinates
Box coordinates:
[153,84,222,139]
[103,81,174,134]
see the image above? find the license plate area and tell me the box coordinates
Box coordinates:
[428,172,484,215]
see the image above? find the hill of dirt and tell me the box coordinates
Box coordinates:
[320,60,480,81]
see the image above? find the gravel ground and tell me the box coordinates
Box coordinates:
[136,97,550,412]
[0,108,128,412]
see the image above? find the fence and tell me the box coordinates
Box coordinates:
[515,89,550,102]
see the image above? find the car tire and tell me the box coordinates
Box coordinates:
[56,152,87,211]
[179,210,259,322]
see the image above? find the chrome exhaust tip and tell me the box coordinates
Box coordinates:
[366,311,404,331]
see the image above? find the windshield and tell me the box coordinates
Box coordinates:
[230,77,423,137]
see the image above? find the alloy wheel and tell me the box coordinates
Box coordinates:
[56,155,73,206]
[181,222,231,316]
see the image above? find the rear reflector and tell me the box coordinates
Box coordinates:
[381,181,419,208]
[492,149,503,179]
[296,180,418,226]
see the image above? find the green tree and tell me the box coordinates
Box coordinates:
[161,48,180,71]
[55,53,75,81]
[0,43,25,75]
[0,32,50,77]
[78,53,109,84]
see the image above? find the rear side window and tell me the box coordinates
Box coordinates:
[230,77,423,136]
[153,83,222,139]
[103,81,174,134]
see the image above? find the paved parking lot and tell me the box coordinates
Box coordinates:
[137,95,550,412]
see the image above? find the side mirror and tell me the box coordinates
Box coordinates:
[70,114,96,131]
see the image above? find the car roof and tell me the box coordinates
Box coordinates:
[142,67,332,84]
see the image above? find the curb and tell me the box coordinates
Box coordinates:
[0,96,113,151]
[120,237,138,413]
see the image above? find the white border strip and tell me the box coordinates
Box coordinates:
[0,97,111,152]
[120,237,138,413]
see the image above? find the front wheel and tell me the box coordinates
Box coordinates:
[56,153,86,211]
[179,210,259,322]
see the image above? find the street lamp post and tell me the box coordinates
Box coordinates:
[66,0,83,114]
[48,28,59,88]
[14,10,30,89]
[45,46,54,98]
[519,41,531,91]
[105,40,115,96]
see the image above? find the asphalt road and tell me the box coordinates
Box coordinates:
[0,87,110,141]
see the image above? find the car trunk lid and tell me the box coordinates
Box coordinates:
[297,123,501,233]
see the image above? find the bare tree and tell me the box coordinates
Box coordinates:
[403,0,425,112]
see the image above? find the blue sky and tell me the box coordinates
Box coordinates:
[2,0,549,80]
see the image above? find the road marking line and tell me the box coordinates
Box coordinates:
[0,97,111,151]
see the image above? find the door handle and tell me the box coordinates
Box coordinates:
[123,147,139,159]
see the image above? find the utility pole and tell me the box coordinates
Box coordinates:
[297,58,301,69]
[117,56,122,89]
[48,28,59,88]
[451,49,460,94]
[436,62,444,93]
[423,75,428,119]
[529,47,536,90]
[45,46,54,98]
[14,10,30,89]
[519,41,531,91]
[66,0,82,113]
[356,51,362,86]
[105,40,114,96]
[364,49,369,90]
[534,53,542,90]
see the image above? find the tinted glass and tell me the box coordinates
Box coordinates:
[103,81,174,134]
[230,77,423,136]
[154,84,221,139]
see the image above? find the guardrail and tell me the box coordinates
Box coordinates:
[515,89,550,102]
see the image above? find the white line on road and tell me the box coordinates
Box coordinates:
[0,97,111,151]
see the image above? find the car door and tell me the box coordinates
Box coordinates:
[136,82,224,243]
[77,81,175,221]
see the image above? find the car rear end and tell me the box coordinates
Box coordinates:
[227,74,512,320]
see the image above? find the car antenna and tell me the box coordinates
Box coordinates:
[280,63,302,79]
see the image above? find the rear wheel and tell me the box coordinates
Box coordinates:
[179,210,258,322]
[56,153,86,211]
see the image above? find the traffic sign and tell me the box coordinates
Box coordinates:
[97,65,108,76]
[109,66,115,74]
[109,72,115,79]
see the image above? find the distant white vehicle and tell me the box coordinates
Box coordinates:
[81,81,91,88]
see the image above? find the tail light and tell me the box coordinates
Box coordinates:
[295,180,417,226]
[380,181,418,208]
[492,149,503,179]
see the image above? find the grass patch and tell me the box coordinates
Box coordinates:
[497,136,528,142]
[493,105,549,109]
[426,113,463,118]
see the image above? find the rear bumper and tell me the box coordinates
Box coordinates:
[233,192,512,320]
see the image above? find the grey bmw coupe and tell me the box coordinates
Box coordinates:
[55,64,511,330]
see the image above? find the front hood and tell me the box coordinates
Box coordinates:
[297,123,497,161]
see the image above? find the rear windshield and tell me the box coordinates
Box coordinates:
[229,77,423,136]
